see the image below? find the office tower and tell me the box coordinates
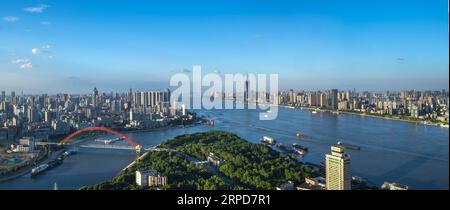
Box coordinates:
[11,91,17,105]
[326,145,351,190]
[166,88,171,107]
[1,91,5,101]
[27,107,37,123]
[141,91,148,108]
[44,111,52,123]
[289,89,296,104]
[92,87,99,108]
[330,89,338,109]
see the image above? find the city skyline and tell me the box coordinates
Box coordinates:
[0,87,449,96]
[1,0,449,93]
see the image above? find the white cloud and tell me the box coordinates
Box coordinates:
[11,58,30,64]
[32,45,53,58]
[41,21,51,25]
[3,16,19,22]
[11,57,33,69]
[24,4,49,13]
[20,63,33,69]
[31,48,42,55]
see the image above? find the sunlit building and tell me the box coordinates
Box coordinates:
[325,145,351,190]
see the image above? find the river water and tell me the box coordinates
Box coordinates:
[0,107,448,190]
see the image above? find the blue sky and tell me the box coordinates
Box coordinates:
[0,0,448,93]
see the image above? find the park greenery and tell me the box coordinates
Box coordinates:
[81,150,234,190]
[82,131,314,190]
[160,131,314,189]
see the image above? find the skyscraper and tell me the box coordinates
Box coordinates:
[128,88,133,103]
[92,87,99,108]
[325,145,351,190]
[244,75,249,108]
[330,89,338,109]
[11,91,16,105]
[27,107,37,123]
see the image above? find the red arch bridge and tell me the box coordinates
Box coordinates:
[34,127,168,152]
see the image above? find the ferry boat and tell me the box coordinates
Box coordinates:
[295,132,305,138]
[95,137,121,144]
[261,136,276,145]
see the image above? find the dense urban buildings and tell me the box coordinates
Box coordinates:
[278,89,449,126]
[0,87,195,149]
[0,88,447,191]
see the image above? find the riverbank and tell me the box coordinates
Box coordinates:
[278,105,448,127]
[0,149,62,183]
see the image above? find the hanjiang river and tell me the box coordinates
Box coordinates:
[0,107,448,190]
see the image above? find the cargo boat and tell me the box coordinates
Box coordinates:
[337,141,361,151]
[31,159,63,177]
[31,164,49,176]
[276,143,294,153]
[292,143,309,152]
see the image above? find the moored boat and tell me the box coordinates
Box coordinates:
[261,136,276,145]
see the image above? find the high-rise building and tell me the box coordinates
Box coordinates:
[325,145,351,190]
[330,89,338,109]
[44,111,52,123]
[11,91,16,105]
[288,89,297,104]
[92,87,99,108]
[27,107,37,123]
[128,88,133,103]
[244,75,249,107]
[320,92,327,108]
